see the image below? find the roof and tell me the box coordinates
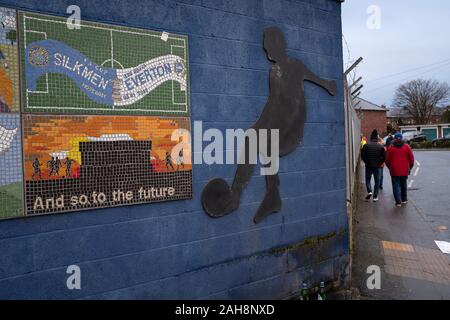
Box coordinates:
[354,97,386,112]
[387,107,448,118]
[387,108,409,118]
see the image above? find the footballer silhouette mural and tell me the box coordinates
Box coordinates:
[201,27,337,224]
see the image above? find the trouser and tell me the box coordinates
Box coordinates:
[365,166,380,198]
[391,176,408,204]
[379,167,384,187]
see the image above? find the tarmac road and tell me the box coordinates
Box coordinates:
[408,151,450,242]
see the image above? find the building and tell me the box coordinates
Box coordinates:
[399,123,450,141]
[0,0,347,300]
[387,107,450,140]
[354,97,387,138]
[387,107,447,129]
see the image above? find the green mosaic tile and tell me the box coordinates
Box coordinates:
[0,113,24,219]
[0,7,24,220]
[19,11,190,116]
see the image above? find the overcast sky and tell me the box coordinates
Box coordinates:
[342,1,450,107]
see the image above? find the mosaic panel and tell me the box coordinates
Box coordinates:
[23,115,193,215]
[0,7,193,219]
[0,7,23,219]
[19,12,190,116]
[0,113,23,219]
[0,7,19,113]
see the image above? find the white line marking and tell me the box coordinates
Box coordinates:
[415,160,421,166]
[26,30,48,38]
[101,59,124,69]
[26,74,49,94]
[408,180,414,188]
[414,167,420,177]
[23,14,27,48]
[171,44,188,106]
[24,30,49,94]
[26,105,186,113]
[110,30,114,68]
[24,15,186,42]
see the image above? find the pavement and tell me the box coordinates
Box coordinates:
[350,150,450,300]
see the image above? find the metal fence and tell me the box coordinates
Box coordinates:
[344,78,361,203]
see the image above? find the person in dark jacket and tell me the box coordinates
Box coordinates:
[385,132,415,207]
[378,137,387,190]
[361,129,386,202]
[385,133,394,149]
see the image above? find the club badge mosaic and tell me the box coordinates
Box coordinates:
[0,7,193,219]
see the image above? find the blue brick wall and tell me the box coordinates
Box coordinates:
[0,0,347,299]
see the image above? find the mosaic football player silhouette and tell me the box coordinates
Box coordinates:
[64,157,73,177]
[201,27,336,223]
[32,158,42,180]
[54,157,61,176]
[177,149,184,170]
[47,157,56,177]
[165,151,175,171]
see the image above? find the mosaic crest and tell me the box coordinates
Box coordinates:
[19,12,190,116]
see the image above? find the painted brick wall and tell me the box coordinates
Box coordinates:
[361,110,388,139]
[0,0,347,299]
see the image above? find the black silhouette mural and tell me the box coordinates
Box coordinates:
[201,27,337,223]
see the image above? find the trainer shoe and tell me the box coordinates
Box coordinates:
[402,201,408,204]
[373,197,379,202]
[395,203,402,208]
[365,192,373,200]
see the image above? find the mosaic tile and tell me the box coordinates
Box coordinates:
[0,113,23,219]
[0,7,20,113]
[19,11,190,116]
[23,115,193,215]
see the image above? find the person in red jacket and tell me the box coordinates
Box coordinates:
[385,132,415,207]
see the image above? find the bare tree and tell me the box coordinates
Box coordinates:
[393,79,449,125]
